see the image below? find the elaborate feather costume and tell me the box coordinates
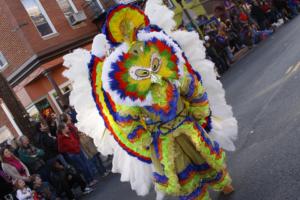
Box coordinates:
[63,1,238,199]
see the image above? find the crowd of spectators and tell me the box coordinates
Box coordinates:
[0,106,110,200]
[202,0,300,75]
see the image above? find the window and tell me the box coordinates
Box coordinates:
[21,0,57,38]
[0,52,8,70]
[56,0,77,21]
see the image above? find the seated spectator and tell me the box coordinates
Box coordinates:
[1,147,31,184]
[15,179,36,200]
[79,132,110,177]
[7,137,21,157]
[18,136,48,181]
[240,24,254,47]
[50,160,93,199]
[0,165,15,199]
[57,122,97,187]
[225,19,245,53]
[32,174,57,200]
[273,0,290,22]
[250,24,274,44]
[216,28,234,63]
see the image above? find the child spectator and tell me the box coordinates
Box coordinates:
[15,179,35,200]
[32,174,57,200]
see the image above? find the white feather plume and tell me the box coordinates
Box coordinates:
[145,0,176,34]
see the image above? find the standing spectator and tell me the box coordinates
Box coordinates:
[50,160,93,199]
[34,122,69,168]
[47,113,59,137]
[63,105,78,124]
[1,147,31,184]
[79,132,109,177]
[18,136,48,181]
[250,2,268,30]
[261,0,276,24]
[57,122,97,187]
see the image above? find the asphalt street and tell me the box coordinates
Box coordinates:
[84,15,300,200]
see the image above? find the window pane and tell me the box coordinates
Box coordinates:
[0,59,4,67]
[21,0,54,37]
[56,0,75,18]
[0,52,8,69]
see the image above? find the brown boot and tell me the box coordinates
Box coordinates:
[222,184,234,195]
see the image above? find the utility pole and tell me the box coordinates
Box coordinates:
[175,0,204,39]
[0,72,34,140]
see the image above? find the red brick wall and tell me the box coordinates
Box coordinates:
[4,0,98,55]
[2,0,102,78]
[0,0,34,78]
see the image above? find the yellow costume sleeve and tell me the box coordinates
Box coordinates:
[181,74,210,125]
[116,105,152,151]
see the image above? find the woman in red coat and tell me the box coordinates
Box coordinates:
[57,123,97,187]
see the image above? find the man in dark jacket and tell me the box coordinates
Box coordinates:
[250,2,268,30]
[34,122,69,168]
[204,36,229,75]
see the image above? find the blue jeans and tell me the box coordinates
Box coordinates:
[91,153,107,175]
[67,150,94,183]
[225,47,234,62]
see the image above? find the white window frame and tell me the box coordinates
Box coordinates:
[0,52,8,71]
[67,0,78,13]
[21,0,57,38]
[96,0,105,12]
[57,0,78,14]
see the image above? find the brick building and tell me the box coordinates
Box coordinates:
[0,0,137,142]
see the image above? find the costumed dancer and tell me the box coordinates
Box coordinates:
[63,1,238,199]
